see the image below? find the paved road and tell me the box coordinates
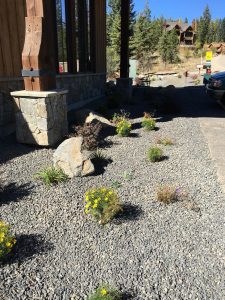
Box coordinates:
[167,84,225,193]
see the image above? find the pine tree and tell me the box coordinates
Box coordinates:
[133,0,152,60]
[159,29,179,65]
[207,22,215,43]
[197,5,211,47]
[56,0,67,62]
[221,18,225,42]
[107,0,136,74]
[184,17,188,24]
[215,19,223,42]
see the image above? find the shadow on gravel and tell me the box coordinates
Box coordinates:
[0,134,40,164]
[0,183,33,205]
[129,132,140,138]
[114,203,143,224]
[92,157,113,176]
[1,234,54,266]
[121,292,136,299]
[99,140,121,149]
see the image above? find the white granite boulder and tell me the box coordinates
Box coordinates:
[53,137,95,178]
[74,109,114,128]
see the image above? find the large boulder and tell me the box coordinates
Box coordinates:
[74,109,114,128]
[53,137,95,178]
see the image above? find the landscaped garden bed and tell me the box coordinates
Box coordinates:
[0,91,225,299]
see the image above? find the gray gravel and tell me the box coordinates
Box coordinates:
[1,91,225,300]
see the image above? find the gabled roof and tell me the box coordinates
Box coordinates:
[165,21,194,33]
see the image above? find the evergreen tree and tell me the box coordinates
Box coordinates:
[159,29,179,65]
[207,22,215,43]
[106,0,136,74]
[184,17,188,24]
[56,0,67,62]
[222,18,225,42]
[133,0,152,60]
[197,5,211,47]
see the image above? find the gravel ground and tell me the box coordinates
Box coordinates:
[1,90,225,300]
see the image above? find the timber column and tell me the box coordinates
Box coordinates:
[116,0,132,101]
[11,0,68,146]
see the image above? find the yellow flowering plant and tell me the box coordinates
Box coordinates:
[84,188,122,225]
[116,119,132,137]
[0,220,16,260]
[87,285,122,300]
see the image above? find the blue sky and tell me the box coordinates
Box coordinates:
[134,0,225,21]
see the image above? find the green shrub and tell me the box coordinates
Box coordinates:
[84,187,122,225]
[116,119,132,137]
[112,110,130,124]
[147,147,163,162]
[141,118,156,131]
[156,136,174,146]
[87,285,122,300]
[35,167,68,186]
[157,185,180,204]
[91,149,111,164]
[0,220,16,260]
[69,122,103,151]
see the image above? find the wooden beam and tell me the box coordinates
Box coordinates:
[22,0,57,91]
[65,0,77,73]
[90,0,106,73]
[120,0,130,78]
[77,0,89,72]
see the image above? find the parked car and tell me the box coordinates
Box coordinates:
[206,71,225,102]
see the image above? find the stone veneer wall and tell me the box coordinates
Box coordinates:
[0,73,106,138]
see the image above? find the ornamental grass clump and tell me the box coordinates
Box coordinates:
[156,136,174,146]
[141,113,156,131]
[157,185,184,204]
[88,285,122,300]
[35,167,68,186]
[147,147,163,162]
[0,220,16,260]
[116,119,132,137]
[84,187,122,225]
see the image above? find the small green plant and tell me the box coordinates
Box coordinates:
[156,136,174,146]
[84,187,122,225]
[147,147,163,162]
[116,119,132,137]
[88,285,122,300]
[178,74,182,79]
[157,185,187,204]
[141,117,156,131]
[35,167,68,186]
[112,110,130,124]
[91,149,111,164]
[123,170,134,181]
[111,180,122,189]
[0,220,16,260]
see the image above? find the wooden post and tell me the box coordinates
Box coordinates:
[120,0,130,78]
[65,0,77,73]
[77,0,89,72]
[90,0,106,73]
[22,0,57,91]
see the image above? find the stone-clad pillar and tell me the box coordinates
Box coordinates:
[11,90,68,146]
